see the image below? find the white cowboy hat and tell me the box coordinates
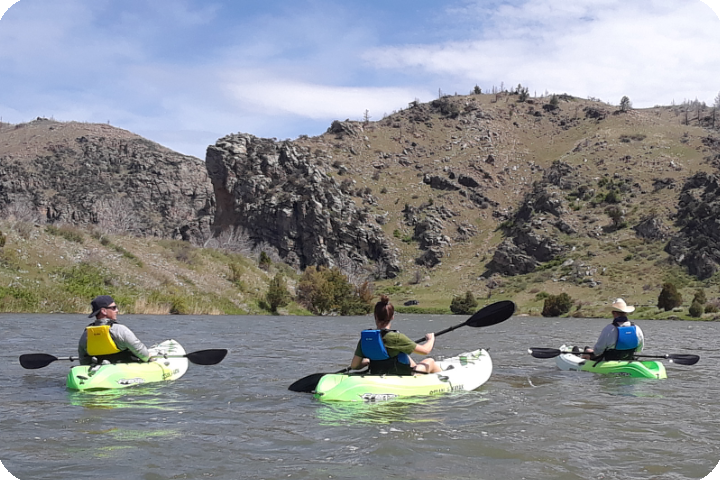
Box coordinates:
[610,298,635,313]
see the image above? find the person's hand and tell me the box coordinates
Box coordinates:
[425,333,435,342]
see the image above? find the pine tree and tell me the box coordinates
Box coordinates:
[620,96,632,112]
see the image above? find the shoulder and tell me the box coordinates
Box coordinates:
[385,331,414,344]
[110,323,132,333]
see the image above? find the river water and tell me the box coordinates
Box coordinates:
[1,311,719,480]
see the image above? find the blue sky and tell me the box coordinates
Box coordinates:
[1,0,719,160]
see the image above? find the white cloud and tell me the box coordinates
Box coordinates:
[2,0,720,160]
[364,0,720,106]
[224,73,428,120]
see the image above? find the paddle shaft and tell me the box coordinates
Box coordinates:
[20,348,227,369]
[417,321,466,342]
[528,347,699,365]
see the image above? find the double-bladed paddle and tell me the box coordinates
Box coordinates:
[19,348,228,370]
[288,300,516,393]
[527,347,700,366]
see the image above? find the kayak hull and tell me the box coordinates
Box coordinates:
[555,346,667,379]
[66,339,189,390]
[313,348,492,402]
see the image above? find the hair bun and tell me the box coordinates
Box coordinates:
[379,294,390,304]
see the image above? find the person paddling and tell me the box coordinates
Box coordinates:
[78,295,150,365]
[582,298,644,361]
[349,295,441,374]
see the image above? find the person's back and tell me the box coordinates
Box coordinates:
[79,295,149,365]
[350,295,441,374]
[586,298,644,361]
[357,328,414,375]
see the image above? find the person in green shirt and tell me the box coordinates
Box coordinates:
[350,295,440,374]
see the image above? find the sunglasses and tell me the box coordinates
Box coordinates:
[105,305,118,311]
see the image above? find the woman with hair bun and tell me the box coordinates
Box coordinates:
[349,295,440,374]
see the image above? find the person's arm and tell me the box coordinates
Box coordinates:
[635,325,645,352]
[112,324,150,361]
[413,333,435,355]
[592,325,616,357]
[78,331,91,365]
[350,340,368,370]
[350,355,369,370]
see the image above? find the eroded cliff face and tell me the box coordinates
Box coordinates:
[205,133,400,277]
[0,119,214,241]
[666,171,720,279]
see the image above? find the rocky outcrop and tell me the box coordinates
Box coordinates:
[485,161,572,276]
[666,172,720,279]
[205,133,400,277]
[0,119,213,241]
[402,203,454,268]
[634,215,670,241]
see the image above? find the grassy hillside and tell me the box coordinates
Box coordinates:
[294,92,720,319]
[0,221,307,315]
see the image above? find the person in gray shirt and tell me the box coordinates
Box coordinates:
[78,295,150,365]
[583,298,644,361]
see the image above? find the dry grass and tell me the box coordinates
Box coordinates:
[0,220,277,315]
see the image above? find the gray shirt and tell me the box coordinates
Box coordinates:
[593,319,644,356]
[78,318,150,365]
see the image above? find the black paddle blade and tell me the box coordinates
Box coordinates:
[466,300,516,328]
[19,353,59,370]
[666,354,700,366]
[185,349,228,365]
[288,373,327,393]
[528,347,563,359]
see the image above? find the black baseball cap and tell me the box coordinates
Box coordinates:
[89,295,115,318]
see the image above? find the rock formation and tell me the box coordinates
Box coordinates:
[205,133,400,278]
[485,161,571,276]
[0,119,213,241]
[666,172,720,279]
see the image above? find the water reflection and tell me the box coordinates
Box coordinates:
[315,396,445,425]
[67,386,179,410]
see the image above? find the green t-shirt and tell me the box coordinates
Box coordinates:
[354,331,417,358]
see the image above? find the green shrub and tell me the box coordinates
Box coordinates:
[541,293,574,317]
[265,273,291,313]
[46,224,84,243]
[296,265,373,315]
[169,296,190,315]
[0,285,40,311]
[535,291,550,301]
[450,291,478,315]
[259,251,271,270]
[657,282,683,311]
[693,289,707,305]
[228,262,245,287]
[60,263,111,299]
[689,300,704,318]
[604,190,621,204]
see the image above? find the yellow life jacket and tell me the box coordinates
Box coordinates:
[86,324,122,356]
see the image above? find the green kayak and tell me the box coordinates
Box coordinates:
[66,339,189,390]
[313,348,492,402]
[555,345,667,379]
